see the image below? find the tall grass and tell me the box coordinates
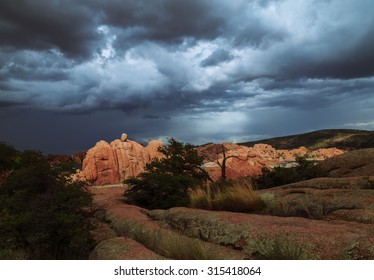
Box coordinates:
[114,220,209,260]
[190,178,265,213]
[138,228,209,260]
[0,249,27,260]
[252,233,318,260]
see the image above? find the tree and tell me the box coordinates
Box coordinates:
[0,150,94,259]
[124,138,210,209]
[0,141,18,172]
[216,143,242,181]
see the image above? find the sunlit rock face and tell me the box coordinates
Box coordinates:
[81,134,163,185]
[81,133,344,185]
[198,143,344,181]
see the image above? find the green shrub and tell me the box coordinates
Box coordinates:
[255,155,324,189]
[0,150,94,259]
[252,233,318,260]
[114,220,209,260]
[124,173,193,209]
[0,141,18,172]
[124,138,210,209]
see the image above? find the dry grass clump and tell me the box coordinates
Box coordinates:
[0,249,28,260]
[138,229,209,260]
[115,220,209,260]
[252,233,318,260]
[190,178,265,213]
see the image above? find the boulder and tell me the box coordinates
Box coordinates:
[121,133,128,142]
[145,140,163,159]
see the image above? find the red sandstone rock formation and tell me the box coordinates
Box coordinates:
[81,134,344,185]
[81,134,163,185]
[198,143,344,181]
[82,140,120,185]
[145,140,164,159]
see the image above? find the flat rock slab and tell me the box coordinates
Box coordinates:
[90,237,166,260]
[258,186,374,223]
[258,177,374,223]
[317,148,374,177]
[90,218,117,244]
[279,176,374,190]
[90,185,374,259]
[90,186,251,260]
[149,207,374,259]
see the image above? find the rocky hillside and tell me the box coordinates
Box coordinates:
[239,129,374,150]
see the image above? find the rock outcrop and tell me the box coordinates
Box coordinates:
[82,140,120,185]
[81,134,344,185]
[89,180,373,259]
[198,143,344,181]
[317,148,374,177]
[89,186,253,260]
[258,176,374,224]
[81,134,163,185]
[90,237,166,260]
[149,206,374,259]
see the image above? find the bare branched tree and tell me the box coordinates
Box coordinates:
[216,143,242,181]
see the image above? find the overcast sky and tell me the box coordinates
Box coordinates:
[0,0,373,154]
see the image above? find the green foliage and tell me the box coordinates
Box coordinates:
[252,233,318,260]
[0,141,18,172]
[124,138,210,209]
[255,155,324,189]
[0,149,94,259]
[367,179,374,189]
[50,160,82,177]
[117,221,210,260]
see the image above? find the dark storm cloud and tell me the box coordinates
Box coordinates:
[0,99,25,108]
[0,51,71,82]
[143,115,171,120]
[278,3,374,80]
[0,0,101,59]
[0,0,374,153]
[200,49,233,67]
[97,0,225,46]
[276,27,374,80]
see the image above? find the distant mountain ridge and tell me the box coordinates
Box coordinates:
[238,129,374,150]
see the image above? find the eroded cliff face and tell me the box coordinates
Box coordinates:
[82,140,120,186]
[81,134,163,185]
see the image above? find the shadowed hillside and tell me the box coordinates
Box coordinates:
[239,129,374,150]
